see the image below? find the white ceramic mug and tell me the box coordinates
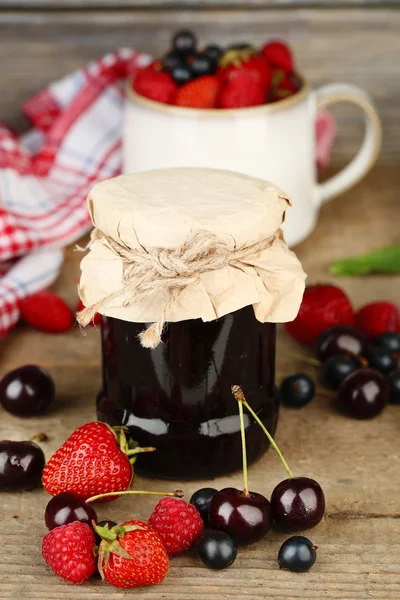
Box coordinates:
[124,80,381,247]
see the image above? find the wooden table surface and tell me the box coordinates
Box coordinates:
[1,166,399,600]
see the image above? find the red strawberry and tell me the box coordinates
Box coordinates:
[42,521,97,584]
[42,422,138,502]
[148,497,204,554]
[220,70,266,109]
[98,520,168,588]
[220,52,271,89]
[261,40,294,73]
[133,63,177,104]
[20,291,74,333]
[355,301,400,340]
[285,284,354,346]
[271,72,302,100]
[76,298,101,326]
[174,75,221,108]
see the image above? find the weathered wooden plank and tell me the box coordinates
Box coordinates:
[0,0,398,7]
[0,8,399,165]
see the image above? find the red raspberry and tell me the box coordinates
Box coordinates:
[355,301,400,341]
[285,284,354,346]
[220,70,266,109]
[175,75,221,109]
[148,497,204,554]
[21,290,74,333]
[133,63,177,105]
[76,298,101,326]
[42,521,97,583]
[261,40,294,73]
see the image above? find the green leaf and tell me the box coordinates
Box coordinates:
[330,244,400,276]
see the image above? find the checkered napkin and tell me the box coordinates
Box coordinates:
[0,48,335,338]
[0,48,151,337]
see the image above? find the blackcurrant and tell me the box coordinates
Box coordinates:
[189,52,216,77]
[198,531,237,570]
[388,370,400,404]
[278,536,317,572]
[171,63,194,86]
[376,332,400,355]
[162,50,182,72]
[190,487,218,525]
[322,354,362,390]
[172,30,197,55]
[204,44,223,63]
[279,374,315,408]
[335,368,388,419]
[367,347,397,375]
[228,42,253,51]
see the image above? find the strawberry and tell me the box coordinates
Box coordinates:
[42,521,97,583]
[148,497,204,554]
[20,291,74,333]
[355,301,400,341]
[174,75,221,108]
[285,284,354,346]
[220,70,266,109]
[133,63,177,104]
[271,72,302,100]
[97,520,169,588]
[219,49,272,93]
[42,422,150,502]
[76,298,101,326]
[261,40,294,73]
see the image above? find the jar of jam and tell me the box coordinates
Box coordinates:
[79,168,305,479]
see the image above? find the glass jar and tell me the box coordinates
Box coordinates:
[98,306,278,479]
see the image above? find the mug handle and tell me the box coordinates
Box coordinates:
[315,83,382,205]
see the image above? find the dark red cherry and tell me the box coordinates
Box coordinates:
[0,440,45,490]
[335,368,388,419]
[270,477,325,532]
[0,365,55,417]
[316,326,367,362]
[209,487,271,544]
[45,492,97,531]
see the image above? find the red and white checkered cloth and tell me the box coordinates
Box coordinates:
[0,48,335,338]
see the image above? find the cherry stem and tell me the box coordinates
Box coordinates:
[277,346,321,368]
[237,397,249,497]
[316,389,335,400]
[232,385,293,480]
[29,432,48,442]
[86,489,184,503]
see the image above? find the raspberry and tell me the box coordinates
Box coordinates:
[133,63,177,104]
[148,497,204,554]
[355,301,400,341]
[42,521,97,583]
[21,291,74,333]
[285,284,354,346]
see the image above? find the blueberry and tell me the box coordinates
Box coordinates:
[172,30,197,55]
[322,354,362,390]
[278,536,317,572]
[171,63,194,86]
[376,332,400,355]
[279,374,315,408]
[198,531,237,570]
[189,52,216,77]
[367,347,397,375]
[190,487,218,525]
[388,370,400,404]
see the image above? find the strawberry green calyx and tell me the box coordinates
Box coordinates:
[219,47,255,69]
[96,523,145,579]
[108,424,156,465]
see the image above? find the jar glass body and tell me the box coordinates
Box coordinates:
[98,306,279,479]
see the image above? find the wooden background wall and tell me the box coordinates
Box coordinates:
[0,1,399,165]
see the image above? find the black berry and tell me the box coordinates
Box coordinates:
[335,368,388,419]
[388,370,400,404]
[322,354,362,390]
[171,63,194,86]
[279,374,315,408]
[0,365,55,417]
[367,347,397,375]
[172,30,197,55]
[376,332,400,355]
[189,52,216,77]
[204,44,223,63]
[278,536,317,572]
[198,531,237,570]
[190,487,218,525]
[316,325,367,362]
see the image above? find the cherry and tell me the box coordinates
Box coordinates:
[270,477,325,531]
[190,487,218,525]
[45,492,97,531]
[172,30,197,55]
[388,370,400,404]
[278,536,317,572]
[279,374,315,408]
[376,332,400,354]
[316,325,367,362]
[198,531,237,570]
[335,368,388,419]
[0,365,55,417]
[367,347,397,375]
[322,354,362,390]
[0,440,45,490]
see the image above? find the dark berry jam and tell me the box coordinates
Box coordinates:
[98,306,279,479]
